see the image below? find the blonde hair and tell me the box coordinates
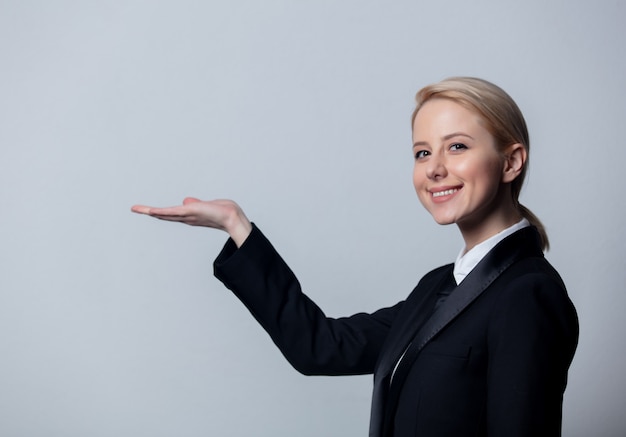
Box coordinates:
[412,77,549,250]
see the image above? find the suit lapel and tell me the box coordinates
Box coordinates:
[368,269,451,437]
[371,226,543,437]
[375,269,453,379]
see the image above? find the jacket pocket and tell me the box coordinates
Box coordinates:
[421,342,471,360]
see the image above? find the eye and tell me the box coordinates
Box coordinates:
[414,149,430,160]
[449,143,467,151]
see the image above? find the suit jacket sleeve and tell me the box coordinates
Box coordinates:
[213,224,401,376]
[486,263,579,436]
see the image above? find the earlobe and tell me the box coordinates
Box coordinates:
[502,143,527,183]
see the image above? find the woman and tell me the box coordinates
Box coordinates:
[132,77,578,436]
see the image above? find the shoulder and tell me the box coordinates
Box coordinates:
[421,263,454,282]
[403,263,454,303]
[496,255,568,298]
[489,255,578,340]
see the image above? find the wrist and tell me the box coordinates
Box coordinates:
[225,207,253,247]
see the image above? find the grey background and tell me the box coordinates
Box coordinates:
[1,1,624,436]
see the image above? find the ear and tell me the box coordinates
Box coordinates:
[502,143,527,183]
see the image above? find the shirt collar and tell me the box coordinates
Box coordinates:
[453,218,530,285]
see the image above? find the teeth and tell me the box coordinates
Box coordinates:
[432,189,458,197]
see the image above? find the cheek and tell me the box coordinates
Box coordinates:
[482,158,506,183]
[412,165,424,191]
[412,169,430,205]
[458,156,502,186]
[453,159,477,177]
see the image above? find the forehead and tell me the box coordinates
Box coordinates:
[412,98,488,140]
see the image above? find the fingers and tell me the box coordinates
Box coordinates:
[131,204,187,218]
[145,205,188,217]
[132,198,203,214]
[131,205,152,215]
[150,214,191,223]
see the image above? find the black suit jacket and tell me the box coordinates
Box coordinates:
[214,225,578,437]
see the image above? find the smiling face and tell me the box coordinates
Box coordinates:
[412,98,521,246]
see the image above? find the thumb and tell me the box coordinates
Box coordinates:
[183,197,202,205]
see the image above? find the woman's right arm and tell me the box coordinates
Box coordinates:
[131,197,400,375]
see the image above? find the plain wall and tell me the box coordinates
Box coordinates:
[1,1,624,435]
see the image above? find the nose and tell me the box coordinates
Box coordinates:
[425,154,447,180]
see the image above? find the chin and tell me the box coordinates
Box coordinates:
[430,215,457,226]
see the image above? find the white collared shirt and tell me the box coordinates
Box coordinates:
[453,218,531,285]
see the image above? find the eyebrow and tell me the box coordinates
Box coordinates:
[413,132,475,148]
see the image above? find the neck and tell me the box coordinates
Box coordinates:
[458,205,522,253]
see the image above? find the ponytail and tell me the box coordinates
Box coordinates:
[518,203,549,251]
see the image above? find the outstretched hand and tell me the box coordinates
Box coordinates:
[131,197,253,247]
